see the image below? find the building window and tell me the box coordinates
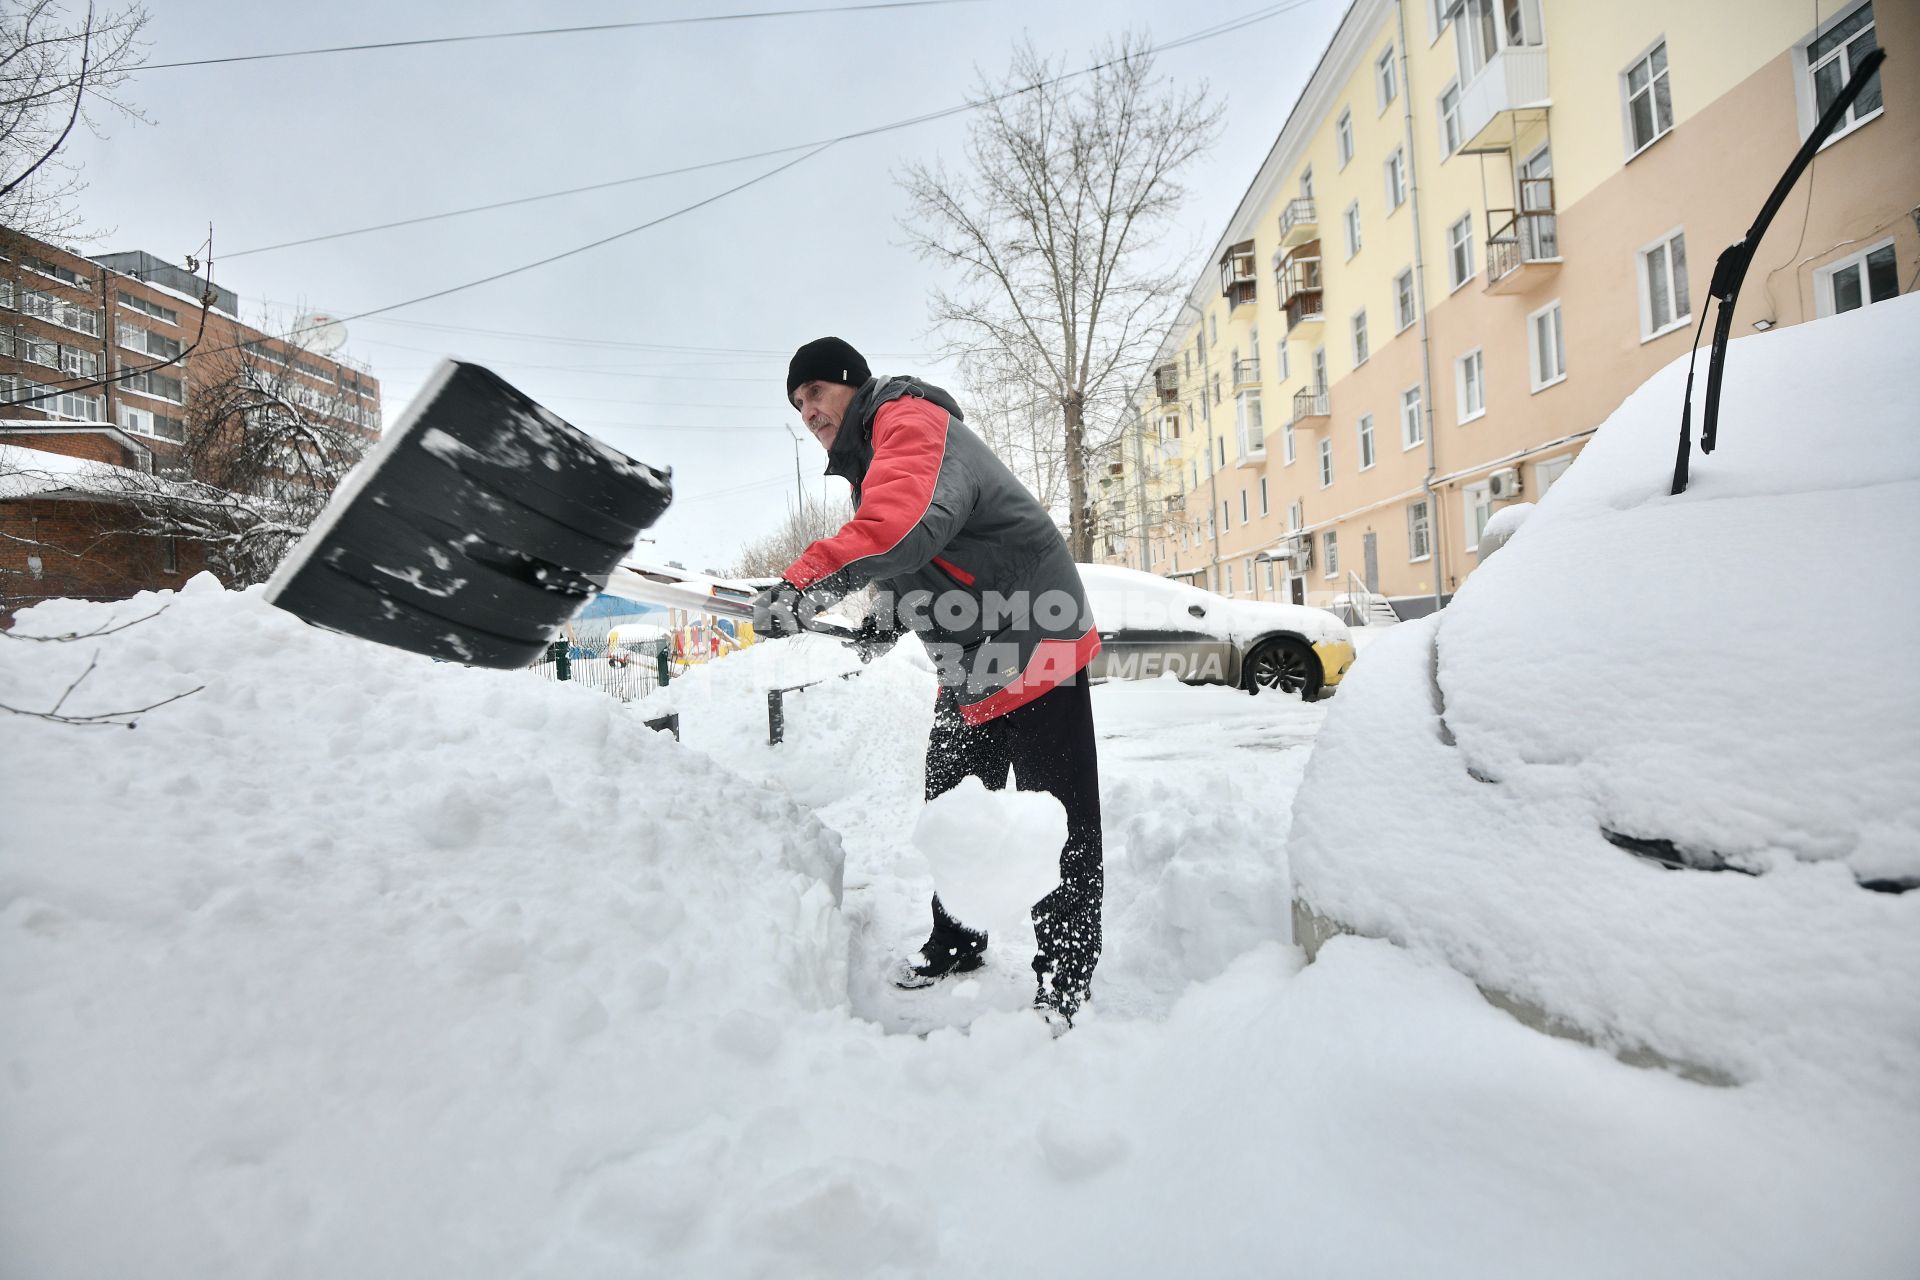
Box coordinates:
[1463,481,1493,551]
[1447,214,1474,290]
[1275,341,1290,383]
[1351,309,1370,365]
[1638,228,1691,339]
[1289,501,1304,531]
[118,291,180,325]
[1394,267,1416,331]
[1408,499,1432,561]
[1799,1,1882,143]
[1337,108,1355,167]
[1300,165,1315,201]
[1318,437,1334,488]
[1456,348,1486,422]
[1384,147,1407,211]
[1357,414,1376,470]
[1376,45,1399,111]
[1536,453,1574,494]
[1217,435,1227,466]
[1623,40,1674,158]
[1241,489,1250,523]
[1223,500,1231,532]
[1816,238,1898,315]
[1235,390,1265,460]
[1439,81,1463,154]
[1213,373,1222,405]
[1283,421,1297,465]
[1209,312,1218,345]
[160,536,179,575]
[1344,201,1363,257]
[1401,385,1424,448]
[1528,299,1567,390]
[1259,476,1269,516]
[1323,530,1340,579]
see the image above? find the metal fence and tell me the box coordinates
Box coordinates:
[529,640,669,704]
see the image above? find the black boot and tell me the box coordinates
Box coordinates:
[892,895,988,989]
[1031,886,1100,1024]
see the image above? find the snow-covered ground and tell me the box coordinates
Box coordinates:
[4,568,1915,1277]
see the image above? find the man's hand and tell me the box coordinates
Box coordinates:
[849,613,901,663]
[751,580,810,639]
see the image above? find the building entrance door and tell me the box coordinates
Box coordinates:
[1290,575,1304,605]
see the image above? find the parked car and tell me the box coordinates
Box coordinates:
[1077,563,1355,700]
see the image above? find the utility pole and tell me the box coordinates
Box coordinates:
[783,424,806,513]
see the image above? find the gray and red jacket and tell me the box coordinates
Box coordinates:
[782,375,1099,725]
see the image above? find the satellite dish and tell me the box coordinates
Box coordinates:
[292,312,348,355]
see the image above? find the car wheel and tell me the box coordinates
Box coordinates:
[1241,636,1322,700]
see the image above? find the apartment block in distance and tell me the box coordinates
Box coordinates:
[0,228,382,617]
[1114,0,1915,616]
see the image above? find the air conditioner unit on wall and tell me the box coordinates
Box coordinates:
[1286,536,1312,572]
[1489,467,1523,500]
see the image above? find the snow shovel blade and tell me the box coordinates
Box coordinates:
[265,359,672,668]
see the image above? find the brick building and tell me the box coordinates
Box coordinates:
[1,228,382,620]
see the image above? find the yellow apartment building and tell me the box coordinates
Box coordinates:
[1110,0,1917,616]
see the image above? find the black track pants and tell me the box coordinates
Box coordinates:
[923,676,1103,1009]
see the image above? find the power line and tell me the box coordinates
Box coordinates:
[2,0,1328,411]
[141,1,985,72]
[217,0,1328,261]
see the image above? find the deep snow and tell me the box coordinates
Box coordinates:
[2,569,1915,1274]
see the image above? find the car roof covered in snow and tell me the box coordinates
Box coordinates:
[1289,294,1920,1092]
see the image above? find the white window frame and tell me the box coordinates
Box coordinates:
[1535,452,1575,494]
[1351,308,1370,366]
[1636,226,1692,341]
[1377,45,1399,112]
[1283,421,1296,466]
[1446,213,1475,291]
[1814,236,1899,316]
[1400,384,1425,449]
[1620,37,1674,160]
[1462,481,1493,552]
[1259,476,1269,516]
[1300,165,1315,201]
[1384,147,1407,212]
[1357,413,1376,471]
[1793,0,1883,147]
[1318,437,1334,488]
[1407,498,1432,562]
[1344,200,1363,258]
[1439,80,1463,156]
[1240,489,1250,523]
[1323,530,1340,580]
[1336,108,1355,168]
[1393,267,1417,332]
[1455,347,1486,423]
[1236,388,1265,459]
[1275,340,1291,383]
[1527,299,1567,391]
[1288,501,1304,532]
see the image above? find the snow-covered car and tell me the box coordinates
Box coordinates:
[1077,562,1354,699]
[1288,294,1920,1091]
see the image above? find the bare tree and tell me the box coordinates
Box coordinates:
[730,493,855,580]
[898,34,1221,560]
[0,0,151,244]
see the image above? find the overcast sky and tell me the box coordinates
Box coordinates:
[68,0,1346,571]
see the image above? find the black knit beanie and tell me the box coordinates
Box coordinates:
[785,336,871,404]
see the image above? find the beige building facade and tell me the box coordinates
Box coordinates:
[1113,0,1917,616]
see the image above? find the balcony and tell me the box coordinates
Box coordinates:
[1153,363,1179,404]
[1233,357,1261,389]
[1218,239,1258,308]
[1485,177,1560,294]
[1457,43,1550,155]
[1278,198,1318,249]
[1277,241,1324,334]
[1291,387,1330,427]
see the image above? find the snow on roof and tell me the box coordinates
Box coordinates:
[1289,294,1920,1094]
[0,442,141,499]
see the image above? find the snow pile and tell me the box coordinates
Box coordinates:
[3,573,1917,1275]
[0,577,848,1275]
[1291,295,1920,1094]
[911,776,1064,933]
